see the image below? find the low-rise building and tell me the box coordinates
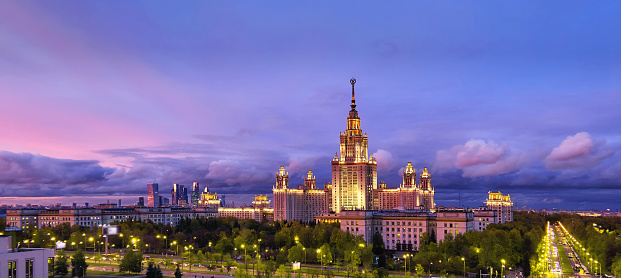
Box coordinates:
[316,208,474,252]
[0,236,55,278]
[473,208,497,231]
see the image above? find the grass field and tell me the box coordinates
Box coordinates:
[553,231,575,275]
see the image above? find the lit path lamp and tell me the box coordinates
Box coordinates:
[462,257,466,278]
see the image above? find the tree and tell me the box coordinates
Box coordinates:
[319,244,332,266]
[174,264,183,278]
[54,251,69,277]
[345,248,361,278]
[119,249,144,274]
[415,264,425,276]
[71,249,88,278]
[146,262,157,278]
[224,257,235,273]
[276,264,289,277]
[288,243,305,263]
[155,265,164,278]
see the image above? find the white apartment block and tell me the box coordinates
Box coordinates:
[0,236,54,278]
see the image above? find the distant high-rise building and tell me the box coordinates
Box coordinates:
[171,184,189,207]
[137,197,144,207]
[160,196,169,206]
[191,182,200,207]
[147,183,159,207]
[486,191,513,223]
[118,199,122,208]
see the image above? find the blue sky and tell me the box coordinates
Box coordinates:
[0,1,620,209]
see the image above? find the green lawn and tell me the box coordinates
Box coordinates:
[553,231,574,275]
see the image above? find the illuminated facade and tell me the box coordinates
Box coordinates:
[316,208,473,251]
[191,182,200,207]
[486,191,513,224]
[218,195,274,222]
[331,79,378,213]
[198,187,222,209]
[147,183,159,207]
[273,79,436,219]
[273,167,331,222]
[6,207,218,228]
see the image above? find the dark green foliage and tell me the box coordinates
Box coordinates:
[146,262,156,278]
[71,249,88,278]
[54,251,69,277]
[119,248,143,273]
[26,210,620,277]
[174,264,183,278]
[156,265,164,278]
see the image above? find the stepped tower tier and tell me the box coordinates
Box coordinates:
[402,162,416,188]
[332,78,378,213]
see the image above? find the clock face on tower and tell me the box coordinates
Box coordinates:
[278,177,282,181]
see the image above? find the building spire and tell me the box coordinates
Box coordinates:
[350,78,356,110]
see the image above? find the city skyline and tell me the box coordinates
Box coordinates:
[1,2,620,209]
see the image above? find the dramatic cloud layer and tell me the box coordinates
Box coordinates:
[545,132,614,170]
[0,151,114,196]
[435,140,526,178]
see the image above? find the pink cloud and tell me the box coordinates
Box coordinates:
[545,132,614,170]
[435,139,526,177]
[455,140,507,168]
[373,149,396,172]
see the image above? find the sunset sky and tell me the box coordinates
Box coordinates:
[1,1,620,209]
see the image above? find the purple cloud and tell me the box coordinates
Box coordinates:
[0,151,114,196]
[545,132,614,170]
[435,140,527,178]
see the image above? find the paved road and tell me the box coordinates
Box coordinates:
[89,265,236,278]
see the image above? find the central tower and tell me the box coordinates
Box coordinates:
[331,78,377,213]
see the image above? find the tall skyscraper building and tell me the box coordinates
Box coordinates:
[147,183,159,207]
[171,184,188,207]
[191,182,200,207]
[332,78,378,213]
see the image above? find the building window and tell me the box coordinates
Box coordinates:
[9,260,17,278]
[26,258,34,278]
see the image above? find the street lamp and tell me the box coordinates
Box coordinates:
[172,241,178,256]
[317,249,323,277]
[429,262,433,278]
[595,260,600,278]
[462,257,466,278]
[82,233,86,250]
[501,259,506,278]
[403,254,409,274]
[157,235,168,257]
[303,247,306,264]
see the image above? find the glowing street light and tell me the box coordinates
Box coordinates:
[501,259,506,278]
[462,257,466,278]
[157,235,168,258]
[171,241,178,256]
